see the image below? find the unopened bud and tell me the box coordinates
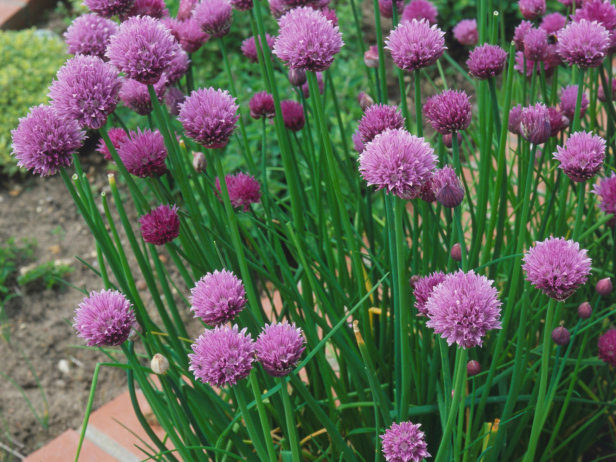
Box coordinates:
[358,91,374,111]
[551,325,570,346]
[467,360,481,377]
[151,353,169,375]
[288,68,307,87]
[596,277,613,296]
[128,324,141,341]
[451,243,462,262]
[409,274,420,289]
[578,301,592,319]
[192,151,207,173]
[364,45,379,68]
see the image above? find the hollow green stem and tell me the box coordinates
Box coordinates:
[280,377,302,462]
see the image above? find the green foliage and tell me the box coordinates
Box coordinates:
[0,29,67,176]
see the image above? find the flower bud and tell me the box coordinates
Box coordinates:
[551,325,570,346]
[364,45,379,68]
[409,274,420,289]
[451,243,462,262]
[467,360,481,377]
[577,301,592,319]
[358,91,374,111]
[192,151,207,173]
[288,68,307,87]
[151,353,169,375]
[596,278,613,296]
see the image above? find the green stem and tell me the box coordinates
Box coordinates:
[234,384,270,462]
[372,0,388,102]
[280,377,302,462]
[571,68,586,133]
[414,71,423,137]
[249,372,277,462]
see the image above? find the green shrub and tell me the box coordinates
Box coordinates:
[0,29,67,176]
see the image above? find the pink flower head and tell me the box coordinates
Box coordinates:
[514,20,533,51]
[358,104,405,144]
[106,16,177,85]
[386,18,445,72]
[73,290,135,346]
[193,0,233,37]
[432,165,464,208]
[378,0,404,19]
[352,130,365,154]
[249,92,275,119]
[273,7,343,71]
[190,269,246,325]
[189,325,255,386]
[593,172,616,214]
[84,0,133,17]
[520,103,551,145]
[598,77,616,102]
[165,87,185,116]
[557,19,610,68]
[524,27,549,61]
[163,46,190,84]
[508,104,523,135]
[280,100,305,131]
[97,127,128,161]
[554,131,605,182]
[321,7,337,25]
[467,44,508,79]
[124,0,168,17]
[216,172,261,211]
[453,19,478,46]
[118,128,168,177]
[170,18,209,53]
[573,1,616,43]
[255,322,306,377]
[523,237,591,301]
[358,128,437,200]
[540,12,567,35]
[514,48,560,77]
[230,0,252,11]
[413,271,446,316]
[424,90,472,134]
[269,0,289,18]
[519,0,545,20]
[598,329,616,366]
[380,421,430,462]
[241,34,275,63]
[548,106,569,137]
[119,77,167,116]
[560,84,589,121]
[178,0,198,19]
[139,204,180,245]
[64,14,118,59]
[402,0,437,25]
[179,87,239,148]
[425,270,502,348]
[11,105,84,176]
[48,55,121,130]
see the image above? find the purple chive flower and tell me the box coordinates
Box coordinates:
[559,0,582,6]
[124,0,168,17]
[249,92,275,119]
[402,0,438,25]
[553,131,606,182]
[386,19,445,72]
[179,87,239,148]
[273,7,343,72]
[514,20,533,51]
[519,103,551,145]
[73,290,135,346]
[241,34,275,63]
[523,27,549,61]
[139,204,180,245]
[118,128,168,177]
[378,0,404,19]
[106,16,177,85]
[598,77,616,102]
[548,106,569,137]
[165,86,186,116]
[598,329,616,367]
[514,49,559,77]
[216,172,261,211]
[171,18,210,53]
[560,84,589,121]
[230,0,252,11]
[352,130,365,154]
[425,270,502,348]
[557,19,610,68]
[519,0,545,20]
[578,301,592,319]
[178,0,198,19]
[380,421,430,462]
[523,237,591,301]
[364,45,379,68]
[432,166,464,208]
[301,71,324,98]
[255,322,306,377]
[11,105,84,176]
[413,271,446,316]
[84,0,133,17]
[453,19,478,46]
[269,0,289,18]
[467,44,508,79]
[596,277,613,296]
[190,269,246,325]
[358,104,405,144]
[163,47,190,84]
[552,326,571,345]
[424,90,472,134]
[508,104,523,135]
[419,175,436,202]
[322,7,338,25]
[189,325,255,387]
[64,14,118,59]
[48,55,121,130]
[119,77,167,116]
[358,128,437,200]
[280,100,305,131]
[97,127,128,161]
[573,1,616,45]
[593,173,616,214]
[540,12,567,35]
[193,0,233,37]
